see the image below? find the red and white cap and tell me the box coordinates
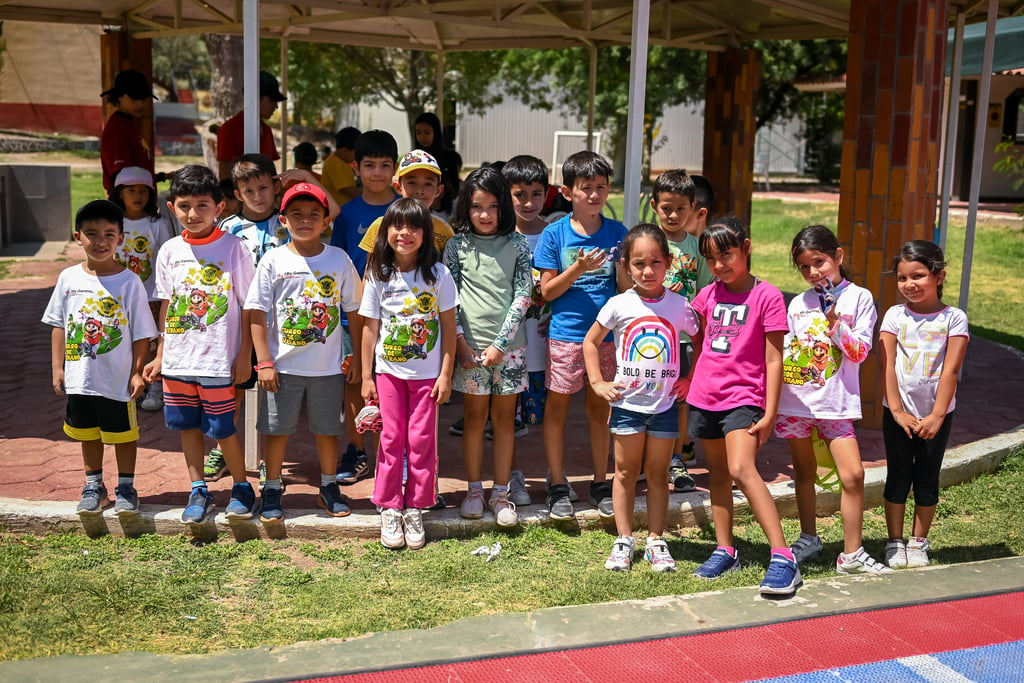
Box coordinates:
[280,182,329,211]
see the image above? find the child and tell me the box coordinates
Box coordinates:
[685,174,714,237]
[143,164,258,523]
[443,168,533,527]
[533,150,628,520]
[650,170,714,491]
[776,225,890,574]
[292,142,322,180]
[360,198,457,549]
[321,126,361,207]
[220,154,289,267]
[42,200,158,514]
[331,130,399,484]
[219,179,242,219]
[687,216,800,597]
[879,240,969,568]
[244,183,363,522]
[584,224,698,571]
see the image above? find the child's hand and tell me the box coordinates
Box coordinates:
[362,378,378,404]
[52,368,65,396]
[747,415,774,448]
[431,374,452,405]
[128,373,146,400]
[667,281,685,294]
[891,409,918,438]
[480,346,504,367]
[591,380,625,403]
[456,337,478,369]
[816,277,838,320]
[258,367,279,393]
[669,376,691,400]
[913,413,944,440]
[607,240,623,264]
[344,355,361,384]
[142,357,161,384]
[277,169,314,186]
[230,353,252,386]
[574,247,609,273]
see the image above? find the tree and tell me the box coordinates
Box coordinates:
[202,34,243,120]
[152,35,211,94]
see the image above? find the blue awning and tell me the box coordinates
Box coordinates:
[947,15,1024,76]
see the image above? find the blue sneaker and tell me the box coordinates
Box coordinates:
[318,482,351,517]
[760,553,802,596]
[259,486,284,523]
[693,548,740,579]
[181,487,214,523]
[336,444,370,485]
[225,482,257,519]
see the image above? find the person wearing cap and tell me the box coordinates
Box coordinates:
[356,149,454,256]
[100,70,157,197]
[216,70,287,180]
[243,182,363,522]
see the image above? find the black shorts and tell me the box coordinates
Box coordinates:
[236,349,258,391]
[64,394,139,444]
[687,404,764,441]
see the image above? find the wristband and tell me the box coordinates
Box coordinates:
[254,361,275,371]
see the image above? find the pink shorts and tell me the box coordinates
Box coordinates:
[773,414,857,441]
[546,339,616,394]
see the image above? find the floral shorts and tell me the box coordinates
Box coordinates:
[546,339,616,394]
[453,347,528,396]
[773,414,857,440]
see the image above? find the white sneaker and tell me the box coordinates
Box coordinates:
[460,487,485,519]
[403,508,425,549]
[836,548,893,575]
[644,537,677,573]
[604,535,635,571]
[885,539,908,568]
[789,533,823,564]
[488,490,518,527]
[906,537,930,568]
[380,508,405,549]
[508,470,531,506]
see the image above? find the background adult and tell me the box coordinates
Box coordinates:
[216,70,286,179]
[100,69,156,198]
[414,112,461,216]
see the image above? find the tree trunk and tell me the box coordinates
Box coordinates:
[202,34,244,120]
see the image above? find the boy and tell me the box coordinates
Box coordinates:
[43,200,158,514]
[533,150,628,519]
[650,169,714,491]
[330,129,399,483]
[321,126,361,207]
[291,142,322,181]
[244,183,363,521]
[220,154,289,268]
[143,165,258,523]
[685,174,715,237]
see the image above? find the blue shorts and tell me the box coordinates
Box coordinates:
[609,405,679,439]
[162,375,237,440]
[688,404,764,441]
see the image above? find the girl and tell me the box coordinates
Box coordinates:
[584,224,698,571]
[111,166,173,411]
[776,225,890,574]
[360,198,458,550]
[686,216,800,596]
[444,168,533,528]
[413,112,461,216]
[879,240,968,569]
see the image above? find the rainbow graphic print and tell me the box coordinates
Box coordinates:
[616,314,680,400]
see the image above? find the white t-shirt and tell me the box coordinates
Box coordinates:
[359,264,459,380]
[154,229,255,378]
[244,244,361,376]
[116,215,173,300]
[521,230,552,373]
[779,280,877,420]
[597,288,698,414]
[42,265,158,401]
[880,304,969,418]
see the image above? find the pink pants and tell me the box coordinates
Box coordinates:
[371,373,438,510]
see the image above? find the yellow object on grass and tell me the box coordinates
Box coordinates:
[812,427,841,492]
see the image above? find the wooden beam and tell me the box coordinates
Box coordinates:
[752,0,848,30]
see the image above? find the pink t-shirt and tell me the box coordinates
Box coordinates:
[687,279,789,412]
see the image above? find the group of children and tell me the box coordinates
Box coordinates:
[45,129,968,598]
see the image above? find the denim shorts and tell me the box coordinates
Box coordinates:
[688,404,764,440]
[609,405,680,439]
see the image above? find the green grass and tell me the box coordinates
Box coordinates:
[70,170,107,211]
[1,448,1021,660]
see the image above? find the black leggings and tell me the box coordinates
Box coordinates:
[882,407,954,507]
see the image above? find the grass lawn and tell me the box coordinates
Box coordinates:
[1,447,1021,660]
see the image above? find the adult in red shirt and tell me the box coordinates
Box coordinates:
[216,70,286,179]
[100,70,155,197]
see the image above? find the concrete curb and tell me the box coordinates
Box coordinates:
[2,426,1020,541]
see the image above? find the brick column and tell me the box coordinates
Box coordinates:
[703,47,760,228]
[99,31,155,154]
[838,0,950,427]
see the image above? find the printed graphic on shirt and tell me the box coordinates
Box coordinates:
[783,315,842,387]
[707,302,750,354]
[165,262,232,334]
[898,320,949,377]
[381,287,439,363]
[280,273,341,346]
[116,234,154,283]
[525,266,549,321]
[618,314,680,394]
[559,247,615,291]
[666,247,699,299]
[63,291,127,361]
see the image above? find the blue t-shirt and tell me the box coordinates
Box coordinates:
[330,194,398,276]
[533,213,627,342]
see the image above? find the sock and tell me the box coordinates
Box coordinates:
[320,474,335,487]
[772,547,796,562]
[717,546,737,558]
[85,470,103,485]
[117,474,134,487]
[840,547,864,562]
[191,481,207,490]
[263,478,283,491]
[492,484,509,495]
[469,480,484,491]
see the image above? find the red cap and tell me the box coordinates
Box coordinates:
[280,182,329,212]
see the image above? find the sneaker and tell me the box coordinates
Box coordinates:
[139,383,163,411]
[759,554,803,596]
[680,441,696,463]
[644,537,677,573]
[588,480,614,518]
[508,470,531,506]
[203,448,228,481]
[694,548,740,579]
[259,486,284,523]
[605,536,635,571]
[225,482,257,519]
[337,444,370,485]
[488,490,519,527]
[790,533,824,564]
[181,487,214,524]
[354,401,382,433]
[113,483,139,514]
[403,508,425,549]
[76,482,110,514]
[448,418,464,436]
[485,420,529,440]
[545,483,575,520]
[380,508,405,549]
[545,470,579,501]
[836,549,893,575]
[460,488,485,519]
[669,456,696,493]
[318,482,351,517]
[906,537,931,568]
[427,494,447,511]
[885,539,908,569]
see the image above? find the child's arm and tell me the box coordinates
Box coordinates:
[344,310,363,384]
[142,300,168,383]
[538,246,608,301]
[129,337,149,400]
[827,292,875,363]
[879,331,917,437]
[248,309,278,392]
[748,330,784,448]
[914,335,969,440]
[50,327,65,395]
[361,317,380,403]
[481,241,534,367]
[583,321,624,403]
[232,308,254,385]
[432,307,457,405]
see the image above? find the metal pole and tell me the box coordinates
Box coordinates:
[938,7,965,250]
[623,0,650,228]
[242,0,259,154]
[959,0,997,316]
[587,46,597,151]
[436,51,445,124]
[280,36,289,168]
